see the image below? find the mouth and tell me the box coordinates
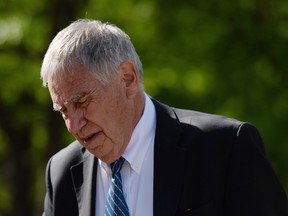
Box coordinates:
[82,132,99,145]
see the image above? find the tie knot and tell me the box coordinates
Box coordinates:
[110,156,125,174]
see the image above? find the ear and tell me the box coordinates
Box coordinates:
[119,61,139,99]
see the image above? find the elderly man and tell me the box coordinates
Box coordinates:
[41,19,288,216]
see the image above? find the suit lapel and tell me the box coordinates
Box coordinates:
[70,149,97,216]
[152,100,187,216]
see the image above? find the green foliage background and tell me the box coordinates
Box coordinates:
[0,0,288,215]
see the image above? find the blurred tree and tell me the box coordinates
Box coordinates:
[0,0,88,215]
[0,0,287,215]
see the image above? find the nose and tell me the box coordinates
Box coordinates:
[65,109,87,135]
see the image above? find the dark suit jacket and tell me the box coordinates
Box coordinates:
[43,99,288,216]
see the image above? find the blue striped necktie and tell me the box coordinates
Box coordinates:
[105,156,129,216]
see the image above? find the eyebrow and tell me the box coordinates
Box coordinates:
[63,92,88,105]
[53,91,89,112]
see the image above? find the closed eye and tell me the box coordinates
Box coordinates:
[75,98,89,108]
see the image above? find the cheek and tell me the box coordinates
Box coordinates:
[86,93,128,139]
[86,102,116,126]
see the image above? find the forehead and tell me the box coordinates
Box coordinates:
[48,70,102,103]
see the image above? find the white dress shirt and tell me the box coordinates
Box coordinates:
[95,94,156,216]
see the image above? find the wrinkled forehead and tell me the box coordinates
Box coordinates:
[47,69,100,104]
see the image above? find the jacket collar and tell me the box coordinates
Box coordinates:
[152,99,187,216]
[70,149,97,216]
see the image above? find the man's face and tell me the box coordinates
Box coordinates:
[48,65,138,163]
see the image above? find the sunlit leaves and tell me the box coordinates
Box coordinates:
[0,17,23,45]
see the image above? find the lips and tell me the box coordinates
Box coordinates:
[83,133,95,144]
[77,130,104,153]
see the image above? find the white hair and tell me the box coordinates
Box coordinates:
[40,19,143,86]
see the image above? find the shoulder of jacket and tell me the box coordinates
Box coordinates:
[174,108,243,129]
[151,98,246,132]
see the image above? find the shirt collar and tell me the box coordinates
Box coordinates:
[123,94,156,174]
